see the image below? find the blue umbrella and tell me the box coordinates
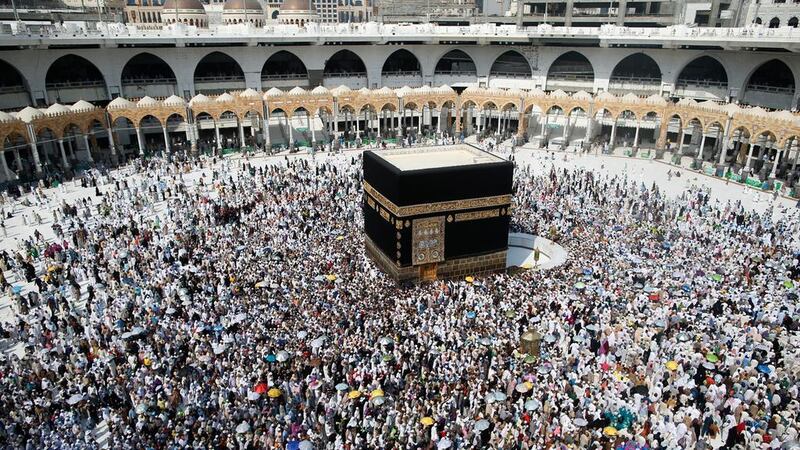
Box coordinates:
[756,364,771,374]
[265,354,277,363]
[287,442,300,450]
[466,311,476,319]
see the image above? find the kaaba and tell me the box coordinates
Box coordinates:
[362,145,514,282]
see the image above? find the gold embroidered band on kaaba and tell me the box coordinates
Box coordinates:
[363,181,512,218]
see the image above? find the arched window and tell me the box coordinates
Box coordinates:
[769,17,780,28]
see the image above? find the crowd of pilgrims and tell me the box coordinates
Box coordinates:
[0,150,798,450]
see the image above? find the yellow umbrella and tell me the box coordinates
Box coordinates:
[603,426,617,436]
[521,263,533,269]
[335,236,344,241]
[255,281,267,288]
[666,360,679,371]
[465,276,474,283]
[420,417,435,426]
[325,274,337,282]
[348,390,362,400]
[370,389,384,398]
[267,388,282,398]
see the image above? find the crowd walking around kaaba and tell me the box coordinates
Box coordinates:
[0,148,798,450]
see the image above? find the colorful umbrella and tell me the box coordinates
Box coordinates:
[603,426,618,436]
[253,383,268,394]
[347,390,361,400]
[267,388,281,398]
[420,417,435,426]
[370,389,384,398]
[706,353,719,363]
[465,276,474,283]
[666,360,678,371]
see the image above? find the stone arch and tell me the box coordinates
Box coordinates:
[434,49,477,76]
[546,51,594,91]
[262,50,308,84]
[769,17,780,28]
[45,54,108,103]
[382,49,421,77]
[742,59,796,106]
[490,51,532,78]
[121,52,178,97]
[610,53,662,83]
[705,120,724,134]
[0,58,30,100]
[569,106,587,117]
[194,51,245,94]
[324,50,366,76]
[675,55,728,90]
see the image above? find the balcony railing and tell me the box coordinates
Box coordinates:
[122,77,177,85]
[676,79,727,89]
[324,72,367,78]
[5,22,800,49]
[261,73,308,81]
[382,71,422,77]
[434,70,478,76]
[46,79,105,89]
[490,72,532,79]
[195,75,246,83]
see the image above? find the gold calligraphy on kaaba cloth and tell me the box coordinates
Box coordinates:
[411,216,445,266]
[454,209,500,222]
[363,181,511,218]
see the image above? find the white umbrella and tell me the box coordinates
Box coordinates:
[437,438,452,449]
[311,337,325,348]
[335,383,349,392]
[276,351,290,362]
[379,336,394,346]
[493,391,507,402]
[479,337,492,346]
[135,404,147,414]
[299,441,314,450]
[213,344,227,355]
[297,331,308,339]
[524,399,540,411]
[235,422,250,433]
[574,418,588,427]
[247,391,260,401]
[66,394,83,405]
[474,419,490,431]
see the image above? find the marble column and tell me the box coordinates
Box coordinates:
[58,139,70,169]
[609,121,617,151]
[135,127,146,156]
[107,128,117,156]
[163,127,171,153]
[699,134,706,160]
[83,134,94,162]
[0,152,12,180]
[214,123,222,150]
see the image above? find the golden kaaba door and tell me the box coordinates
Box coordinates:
[412,216,445,266]
[419,263,438,281]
